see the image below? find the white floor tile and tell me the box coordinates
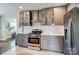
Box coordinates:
[2,46,64,55]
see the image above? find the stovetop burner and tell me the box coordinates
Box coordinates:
[28,29,42,37]
[28,33,41,38]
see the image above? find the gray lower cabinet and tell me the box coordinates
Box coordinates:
[41,35,63,52]
[16,34,28,47]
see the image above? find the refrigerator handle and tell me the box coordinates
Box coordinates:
[65,29,67,40]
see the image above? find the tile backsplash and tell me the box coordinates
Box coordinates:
[17,25,64,36]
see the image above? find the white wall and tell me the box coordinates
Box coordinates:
[0,16,6,40]
[0,16,17,41]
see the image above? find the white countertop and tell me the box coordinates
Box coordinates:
[41,26,64,36]
[41,33,64,36]
[17,25,64,36]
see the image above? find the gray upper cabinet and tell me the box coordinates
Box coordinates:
[19,11,30,26]
[19,9,54,26]
[39,8,54,25]
[32,10,39,25]
[32,10,38,23]
[54,7,66,25]
[19,6,65,26]
[39,9,47,25]
[46,8,54,25]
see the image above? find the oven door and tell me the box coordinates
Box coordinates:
[28,37,40,44]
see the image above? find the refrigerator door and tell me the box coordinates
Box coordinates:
[70,21,74,54]
[71,14,79,54]
[64,18,72,55]
[64,8,79,55]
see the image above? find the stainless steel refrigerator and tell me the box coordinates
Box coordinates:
[64,7,79,55]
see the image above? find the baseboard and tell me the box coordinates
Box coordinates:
[0,37,13,42]
[40,49,64,53]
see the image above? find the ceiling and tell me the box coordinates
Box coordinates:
[0,3,67,18]
[17,3,67,10]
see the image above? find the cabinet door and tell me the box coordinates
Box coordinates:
[19,11,30,26]
[47,8,54,25]
[54,7,66,25]
[41,35,63,52]
[32,11,38,22]
[22,34,28,47]
[39,10,47,25]
[17,35,24,46]
[48,36,60,51]
[41,35,48,50]
[17,34,28,47]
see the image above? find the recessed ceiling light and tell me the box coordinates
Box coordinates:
[19,6,23,9]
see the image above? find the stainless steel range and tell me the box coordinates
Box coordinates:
[28,29,42,50]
